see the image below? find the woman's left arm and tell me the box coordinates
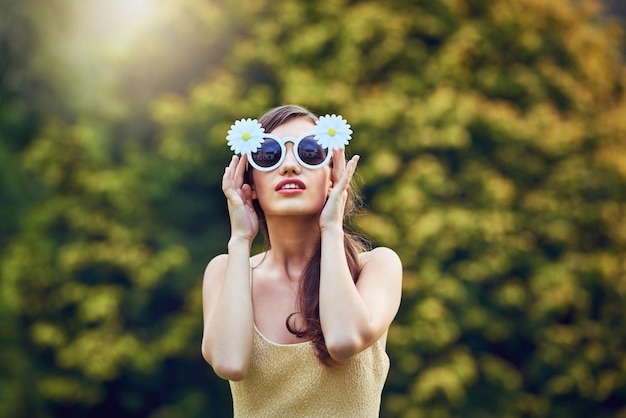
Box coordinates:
[319,151,403,363]
[319,241,402,362]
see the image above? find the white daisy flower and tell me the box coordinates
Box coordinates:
[312,114,353,151]
[226,118,265,154]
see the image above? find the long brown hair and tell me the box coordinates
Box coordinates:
[248,104,367,365]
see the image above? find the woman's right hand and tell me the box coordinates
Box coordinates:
[222,154,258,243]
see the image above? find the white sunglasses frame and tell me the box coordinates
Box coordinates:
[246,133,332,172]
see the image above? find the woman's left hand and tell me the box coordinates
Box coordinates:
[319,149,359,232]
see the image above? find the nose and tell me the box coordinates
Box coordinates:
[279,142,301,174]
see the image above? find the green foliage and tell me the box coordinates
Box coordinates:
[1,0,626,417]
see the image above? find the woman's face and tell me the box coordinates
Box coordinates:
[251,117,333,218]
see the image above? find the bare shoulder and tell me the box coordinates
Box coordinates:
[203,252,267,287]
[360,246,402,270]
[357,246,403,292]
[203,254,229,287]
[355,247,402,325]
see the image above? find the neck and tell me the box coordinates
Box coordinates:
[263,215,323,279]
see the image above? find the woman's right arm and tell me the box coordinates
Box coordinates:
[201,155,257,381]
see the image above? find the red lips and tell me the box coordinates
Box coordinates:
[275,178,306,191]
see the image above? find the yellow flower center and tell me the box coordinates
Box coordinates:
[327,127,336,137]
[242,132,251,141]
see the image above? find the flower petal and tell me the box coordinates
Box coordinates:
[313,114,352,150]
[226,118,266,154]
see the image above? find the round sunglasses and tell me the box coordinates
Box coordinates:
[247,133,331,172]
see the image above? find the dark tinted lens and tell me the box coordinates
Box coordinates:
[297,136,327,166]
[252,138,282,168]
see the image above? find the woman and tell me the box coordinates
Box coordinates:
[201,105,402,417]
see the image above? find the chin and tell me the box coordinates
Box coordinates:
[266,204,323,217]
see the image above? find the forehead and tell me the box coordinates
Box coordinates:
[268,117,316,138]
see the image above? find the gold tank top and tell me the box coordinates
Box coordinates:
[228,325,390,417]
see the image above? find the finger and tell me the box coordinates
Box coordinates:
[347,154,360,176]
[233,154,248,188]
[222,156,237,188]
[334,155,360,192]
[332,149,346,184]
[223,155,243,200]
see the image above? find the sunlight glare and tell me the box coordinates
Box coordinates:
[78,0,162,48]
[110,0,156,31]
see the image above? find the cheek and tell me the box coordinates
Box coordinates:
[250,170,271,200]
[252,176,267,199]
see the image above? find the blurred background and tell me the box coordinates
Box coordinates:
[1,0,626,417]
